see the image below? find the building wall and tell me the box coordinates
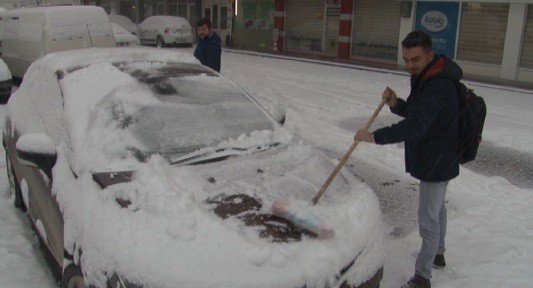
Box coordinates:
[26,0,531,84]
[398,1,533,84]
[232,0,274,51]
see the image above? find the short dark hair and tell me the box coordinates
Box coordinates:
[401,30,433,52]
[197,18,212,28]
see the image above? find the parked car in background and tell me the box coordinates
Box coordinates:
[1,6,115,80]
[0,58,12,103]
[111,23,140,47]
[3,48,383,288]
[108,14,138,35]
[138,15,193,47]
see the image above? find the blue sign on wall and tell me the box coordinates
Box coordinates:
[415,2,459,58]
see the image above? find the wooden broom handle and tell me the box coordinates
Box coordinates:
[312,99,386,205]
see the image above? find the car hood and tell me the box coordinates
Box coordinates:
[58,141,383,288]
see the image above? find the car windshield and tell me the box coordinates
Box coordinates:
[112,62,273,156]
[83,61,276,162]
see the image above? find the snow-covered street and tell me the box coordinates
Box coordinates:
[1,48,532,287]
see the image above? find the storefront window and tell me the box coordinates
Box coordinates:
[233,0,274,51]
[456,3,509,64]
[285,0,324,52]
[352,0,401,61]
[520,5,533,69]
[119,0,137,23]
[213,5,219,28]
[221,6,228,30]
[98,0,111,14]
[205,8,211,21]
[169,4,177,16]
[178,4,187,18]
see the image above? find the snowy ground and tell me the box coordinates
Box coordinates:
[1,47,532,287]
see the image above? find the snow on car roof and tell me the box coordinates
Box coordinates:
[147,15,191,27]
[108,14,137,33]
[2,6,113,41]
[39,47,199,73]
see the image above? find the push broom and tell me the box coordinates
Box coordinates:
[271,98,387,238]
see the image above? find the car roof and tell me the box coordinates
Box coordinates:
[108,14,137,32]
[35,47,200,74]
[144,15,190,26]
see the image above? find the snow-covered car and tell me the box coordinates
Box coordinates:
[138,15,193,47]
[111,23,140,47]
[3,48,383,288]
[108,14,138,35]
[0,57,12,103]
[1,6,116,79]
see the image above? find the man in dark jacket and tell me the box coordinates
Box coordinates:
[194,18,221,72]
[355,31,462,288]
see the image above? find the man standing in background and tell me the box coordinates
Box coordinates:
[194,18,222,72]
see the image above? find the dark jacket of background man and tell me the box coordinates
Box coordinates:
[194,31,221,72]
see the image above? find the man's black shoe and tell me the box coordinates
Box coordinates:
[433,253,446,269]
[401,274,431,288]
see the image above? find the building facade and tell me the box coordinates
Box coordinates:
[231,0,533,84]
[27,0,532,84]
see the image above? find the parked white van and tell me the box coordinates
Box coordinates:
[1,6,116,79]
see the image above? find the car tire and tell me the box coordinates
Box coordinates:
[156,36,165,48]
[5,152,26,212]
[61,264,85,288]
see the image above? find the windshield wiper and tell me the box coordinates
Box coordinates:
[170,142,280,166]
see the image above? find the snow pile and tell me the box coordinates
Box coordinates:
[51,140,382,288]
[60,62,141,173]
[15,133,55,155]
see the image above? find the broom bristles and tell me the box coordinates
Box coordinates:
[271,201,334,239]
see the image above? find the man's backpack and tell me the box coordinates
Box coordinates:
[455,82,487,164]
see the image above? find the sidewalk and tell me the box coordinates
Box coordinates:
[223,47,533,95]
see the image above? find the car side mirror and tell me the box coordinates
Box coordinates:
[267,102,286,125]
[16,133,57,180]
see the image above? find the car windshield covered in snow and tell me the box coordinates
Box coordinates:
[61,61,277,170]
